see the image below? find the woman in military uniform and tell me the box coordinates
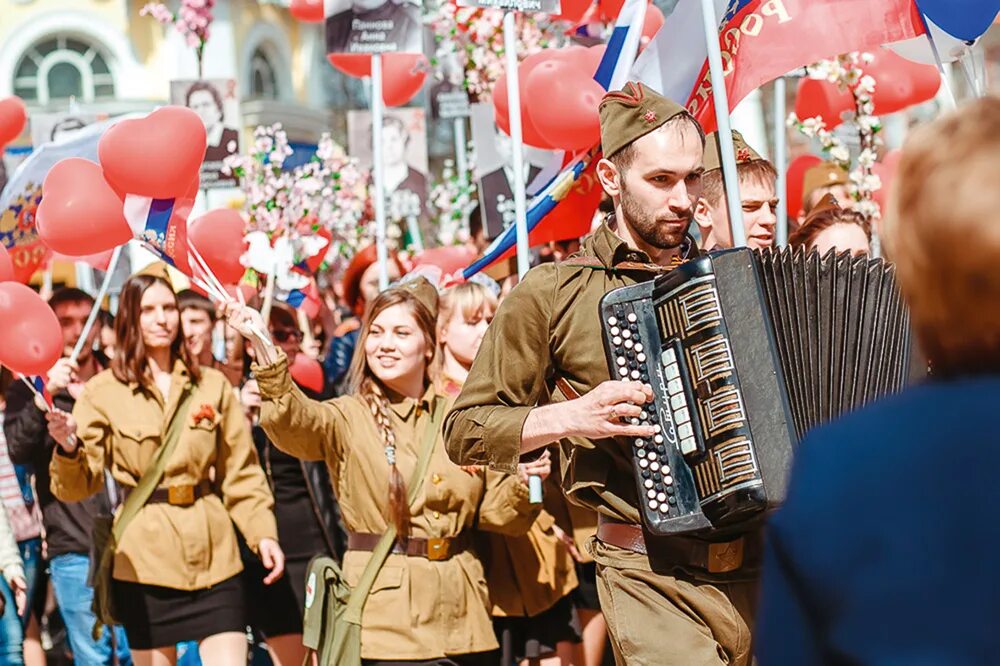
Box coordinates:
[46,272,282,665]
[227,277,547,665]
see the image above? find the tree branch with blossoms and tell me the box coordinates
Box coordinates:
[423,0,569,99]
[787,52,884,224]
[141,0,215,79]
[429,142,478,246]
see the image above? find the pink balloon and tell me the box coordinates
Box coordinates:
[99,107,206,199]
[0,96,27,148]
[290,353,324,394]
[188,209,248,285]
[0,245,13,282]
[36,158,133,256]
[0,282,63,376]
[525,60,603,151]
[289,0,324,22]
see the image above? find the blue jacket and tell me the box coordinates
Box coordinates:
[756,377,1000,666]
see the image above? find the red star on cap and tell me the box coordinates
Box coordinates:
[643,110,657,123]
[737,148,751,161]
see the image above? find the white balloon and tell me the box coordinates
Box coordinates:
[888,16,978,65]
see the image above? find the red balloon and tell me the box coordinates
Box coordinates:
[289,0,324,22]
[289,353,324,394]
[794,78,854,131]
[99,107,206,199]
[188,209,248,285]
[36,158,132,256]
[597,0,624,21]
[0,283,63,376]
[493,51,572,149]
[786,154,823,220]
[525,61,603,151]
[865,50,940,115]
[0,245,13,282]
[580,45,606,78]
[551,0,592,23]
[412,246,477,276]
[52,249,114,272]
[640,4,665,49]
[0,96,27,148]
[382,53,429,107]
[327,53,372,78]
[223,282,258,304]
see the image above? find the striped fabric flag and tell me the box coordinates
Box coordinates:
[463,0,647,278]
[123,194,192,275]
[633,0,926,132]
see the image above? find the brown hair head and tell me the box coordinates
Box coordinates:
[344,283,438,541]
[883,96,1000,376]
[700,159,778,209]
[788,194,871,252]
[111,274,201,386]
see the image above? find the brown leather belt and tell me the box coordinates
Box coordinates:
[123,480,215,507]
[347,531,471,562]
[597,515,761,574]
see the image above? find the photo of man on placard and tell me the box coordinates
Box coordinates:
[325,0,424,54]
[347,108,429,206]
[171,79,241,189]
[471,103,545,240]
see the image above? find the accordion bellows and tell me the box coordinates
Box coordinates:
[599,248,913,537]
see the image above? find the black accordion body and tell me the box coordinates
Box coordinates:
[599,248,913,537]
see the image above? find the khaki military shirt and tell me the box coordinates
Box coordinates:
[445,221,692,526]
[50,363,277,591]
[480,470,579,618]
[254,353,540,661]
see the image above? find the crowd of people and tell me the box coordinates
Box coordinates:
[0,81,996,666]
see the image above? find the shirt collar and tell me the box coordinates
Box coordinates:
[581,217,698,269]
[128,358,191,394]
[384,383,435,420]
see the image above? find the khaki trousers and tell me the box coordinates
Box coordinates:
[591,538,757,666]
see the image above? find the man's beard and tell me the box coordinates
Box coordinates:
[619,183,692,250]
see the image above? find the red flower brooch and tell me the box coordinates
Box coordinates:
[191,404,216,427]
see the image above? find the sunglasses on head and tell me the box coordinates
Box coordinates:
[271,328,302,343]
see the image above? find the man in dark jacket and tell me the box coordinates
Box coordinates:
[3,288,131,665]
[756,97,1000,665]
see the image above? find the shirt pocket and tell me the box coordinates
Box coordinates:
[113,422,161,479]
[345,563,410,629]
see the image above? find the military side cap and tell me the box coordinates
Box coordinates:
[132,261,178,290]
[703,130,764,173]
[599,81,690,158]
[396,275,439,318]
[802,161,849,204]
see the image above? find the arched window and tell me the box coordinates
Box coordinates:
[12,36,115,104]
[249,46,279,100]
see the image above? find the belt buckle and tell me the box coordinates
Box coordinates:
[707,537,744,573]
[426,537,450,561]
[168,485,195,506]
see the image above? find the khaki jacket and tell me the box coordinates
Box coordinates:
[445,221,695,526]
[254,353,540,661]
[479,470,578,618]
[50,363,277,591]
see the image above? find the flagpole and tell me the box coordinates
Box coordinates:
[371,53,390,291]
[916,12,957,110]
[698,0,745,248]
[503,10,530,280]
[773,77,788,247]
[454,118,468,187]
[70,245,123,365]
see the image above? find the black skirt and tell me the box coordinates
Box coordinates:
[112,574,247,649]
[570,561,602,611]
[494,594,582,663]
[244,554,311,638]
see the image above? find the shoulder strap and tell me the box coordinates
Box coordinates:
[110,385,197,545]
[342,396,445,625]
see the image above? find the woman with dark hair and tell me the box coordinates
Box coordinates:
[226,278,547,665]
[788,194,871,257]
[44,273,283,666]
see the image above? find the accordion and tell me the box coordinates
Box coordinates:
[599,248,914,537]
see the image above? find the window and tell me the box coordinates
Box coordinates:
[13,36,115,104]
[249,47,279,100]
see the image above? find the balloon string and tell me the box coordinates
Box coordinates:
[18,375,51,413]
[184,239,272,346]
